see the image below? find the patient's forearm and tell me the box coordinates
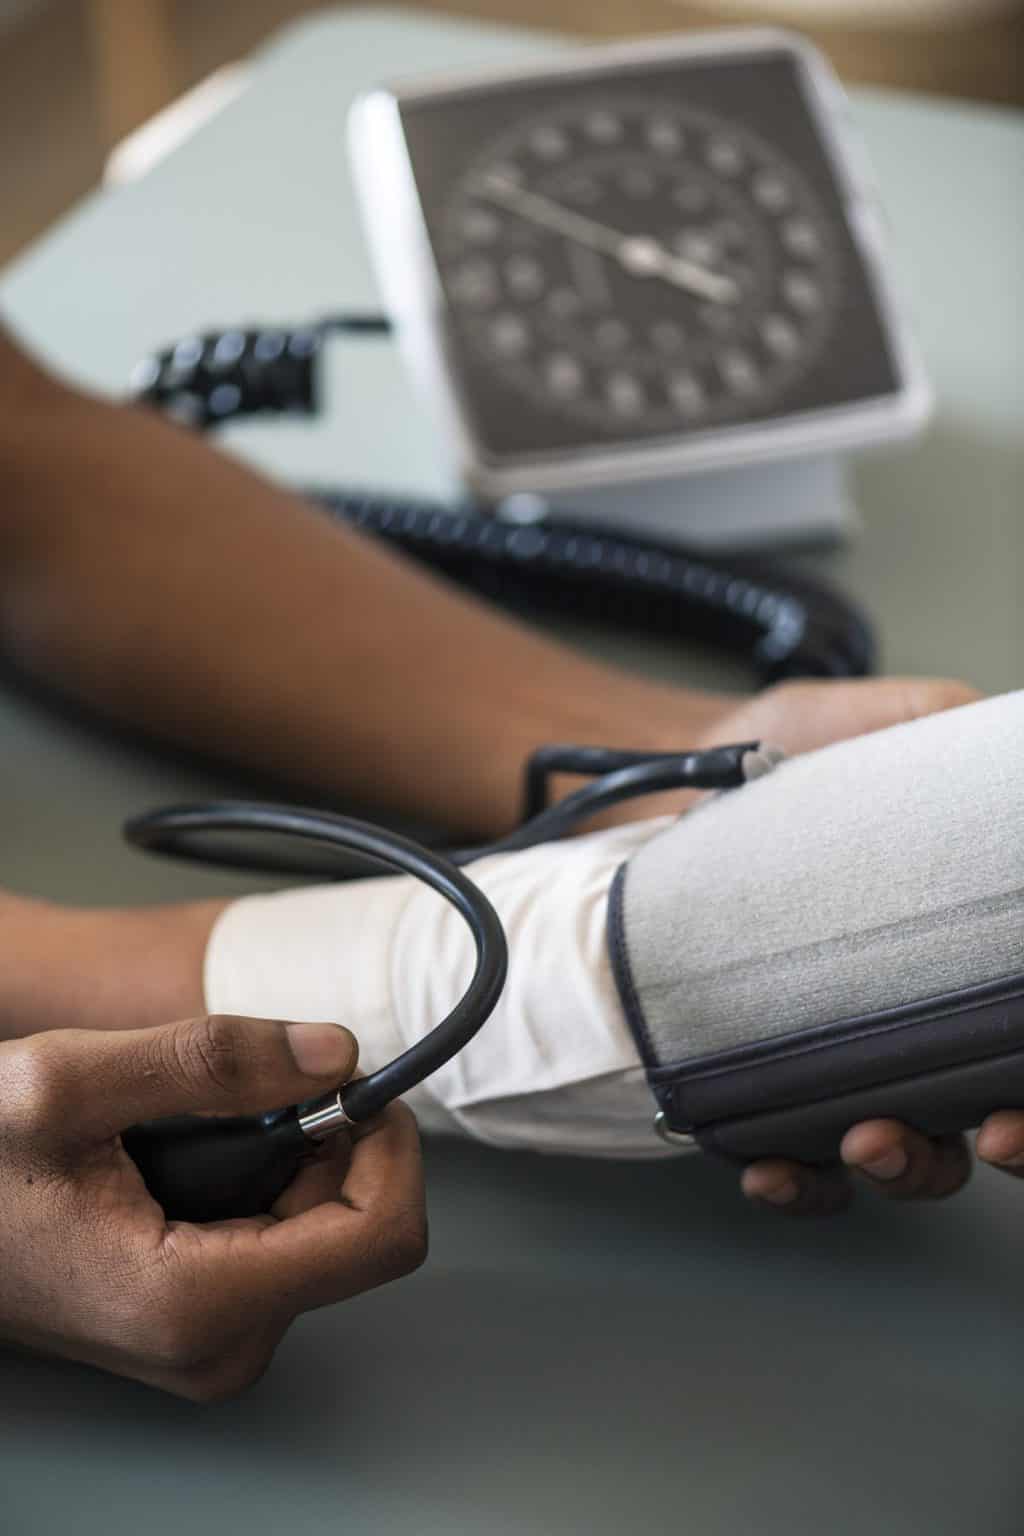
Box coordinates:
[0,891,219,1041]
[0,328,724,837]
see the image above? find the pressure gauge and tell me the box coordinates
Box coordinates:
[349,31,930,541]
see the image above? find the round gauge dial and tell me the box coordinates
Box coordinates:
[437,99,842,437]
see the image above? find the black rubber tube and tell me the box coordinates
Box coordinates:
[125,802,508,1123]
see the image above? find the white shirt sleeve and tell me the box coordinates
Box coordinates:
[204,819,677,1158]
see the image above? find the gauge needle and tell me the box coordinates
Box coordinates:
[479,173,740,306]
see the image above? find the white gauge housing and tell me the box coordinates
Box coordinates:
[348,29,931,505]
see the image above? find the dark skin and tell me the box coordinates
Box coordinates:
[0,321,1018,1397]
[0,1012,426,1400]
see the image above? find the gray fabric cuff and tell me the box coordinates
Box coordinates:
[607,692,1024,1156]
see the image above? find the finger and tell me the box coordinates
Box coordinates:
[741,1158,853,1218]
[750,677,980,757]
[5,1015,358,1146]
[342,1099,425,1211]
[196,1101,427,1313]
[840,1120,971,1201]
[268,1065,369,1219]
[976,1112,1024,1178]
[270,1136,355,1220]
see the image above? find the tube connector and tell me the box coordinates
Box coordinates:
[297,1089,357,1142]
[741,745,786,782]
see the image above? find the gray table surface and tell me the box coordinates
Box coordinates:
[1,9,1023,1533]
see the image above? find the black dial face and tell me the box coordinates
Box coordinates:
[439,100,840,436]
[398,48,902,464]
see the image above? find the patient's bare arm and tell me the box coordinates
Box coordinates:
[0,325,731,838]
[0,326,985,840]
[0,890,216,1039]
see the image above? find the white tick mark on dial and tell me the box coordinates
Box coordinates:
[607,371,645,415]
[490,313,529,356]
[545,353,584,398]
[753,171,790,212]
[668,370,705,415]
[720,349,759,394]
[761,313,800,357]
[782,217,821,257]
[585,110,622,144]
[531,126,569,160]
[783,271,821,312]
[707,139,743,176]
[648,118,682,154]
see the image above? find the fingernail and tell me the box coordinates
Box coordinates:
[286,1022,354,1077]
[859,1148,908,1182]
[752,1178,799,1207]
[980,1145,1024,1168]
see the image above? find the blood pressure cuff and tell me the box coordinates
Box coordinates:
[608,691,1024,1164]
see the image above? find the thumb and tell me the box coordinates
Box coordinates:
[750,677,981,757]
[7,1015,359,1147]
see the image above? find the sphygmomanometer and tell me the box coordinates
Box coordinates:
[118,35,1023,1223]
[123,694,1024,1223]
[345,28,928,549]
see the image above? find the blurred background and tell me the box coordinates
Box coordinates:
[2,0,1022,269]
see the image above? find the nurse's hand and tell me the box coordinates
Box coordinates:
[741,1114,1024,1216]
[0,1014,426,1398]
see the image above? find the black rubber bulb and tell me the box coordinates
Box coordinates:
[121,1107,313,1223]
